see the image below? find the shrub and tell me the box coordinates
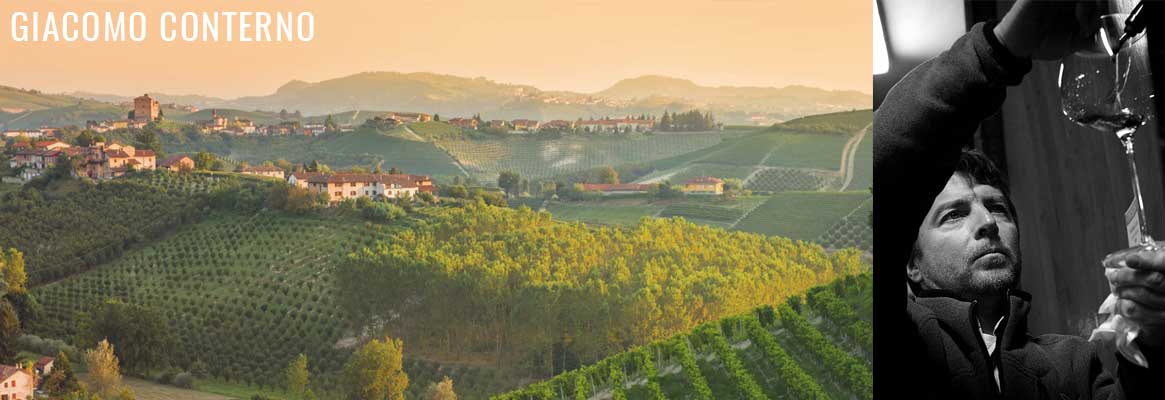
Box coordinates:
[173,372,194,389]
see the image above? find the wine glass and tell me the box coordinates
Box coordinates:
[1059,13,1157,255]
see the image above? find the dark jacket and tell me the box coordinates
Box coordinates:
[877,22,1162,399]
[908,289,1160,399]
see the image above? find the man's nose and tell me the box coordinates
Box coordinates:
[973,206,999,239]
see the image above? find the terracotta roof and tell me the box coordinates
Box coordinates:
[580,183,651,192]
[63,147,85,156]
[134,149,156,157]
[34,140,67,148]
[126,159,141,165]
[0,365,26,381]
[106,150,131,158]
[307,172,423,187]
[685,176,723,185]
[34,357,53,368]
[243,166,284,173]
[159,155,192,167]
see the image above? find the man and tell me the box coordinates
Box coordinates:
[875,0,1165,398]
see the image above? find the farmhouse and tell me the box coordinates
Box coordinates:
[0,364,34,400]
[683,176,724,194]
[158,155,195,172]
[241,165,286,179]
[580,183,652,194]
[305,172,430,204]
[448,117,478,129]
[33,357,53,376]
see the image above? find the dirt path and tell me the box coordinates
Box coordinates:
[838,123,870,192]
[401,125,426,141]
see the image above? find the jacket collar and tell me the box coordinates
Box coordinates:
[914,288,1032,349]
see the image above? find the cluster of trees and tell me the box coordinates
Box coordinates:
[337,204,864,377]
[659,110,716,132]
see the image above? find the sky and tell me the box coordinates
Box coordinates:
[0,0,871,99]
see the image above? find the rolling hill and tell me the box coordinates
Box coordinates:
[494,272,872,400]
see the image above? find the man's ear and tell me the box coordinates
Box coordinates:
[906,260,922,285]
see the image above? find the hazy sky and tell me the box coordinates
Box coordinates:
[0,0,871,98]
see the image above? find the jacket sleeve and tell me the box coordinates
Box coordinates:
[874,21,1031,276]
[1092,345,1165,399]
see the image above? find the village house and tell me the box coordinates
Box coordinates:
[447,117,478,130]
[33,357,53,376]
[1,130,43,140]
[158,155,195,172]
[538,120,575,132]
[579,183,652,195]
[302,123,326,136]
[384,112,433,123]
[241,165,286,180]
[288,171,326,189]
[683,176,724,194]
[488,120,508,130]
[198,110,230,133]
[510,119,539,133]
[81,142,157,180]
[33,140,70,151]
[0,365,34,400]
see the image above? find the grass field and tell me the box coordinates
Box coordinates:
[406,121,463,140]
[732,192,872,240]
[436,133,723,182]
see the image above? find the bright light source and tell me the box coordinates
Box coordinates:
[874,0,889,75]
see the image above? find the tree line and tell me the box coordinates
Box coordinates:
[337,203,864,378]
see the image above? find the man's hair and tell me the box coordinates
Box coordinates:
[907,149,1017,293]
[954,149,1016,217]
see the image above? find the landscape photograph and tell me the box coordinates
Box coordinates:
[0,1,872,399]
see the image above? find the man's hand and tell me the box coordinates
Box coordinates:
[1104,249,1165,348]
[993,0,1104,60]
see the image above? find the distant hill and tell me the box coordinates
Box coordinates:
[598,75,871,116]
[11,72,872,128]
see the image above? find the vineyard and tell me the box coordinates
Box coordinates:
[30,213,391,392]
[844,128,873,192]
[815,198,873,251]
[778,110,873,136]
[666,164,755,184]
[493,273,873,400]
[0,171,249,283]
[745,168,840,193]
[733,192,871,240]
[435,134,723,182]
[163,127,465,178]
[406,121,465,140]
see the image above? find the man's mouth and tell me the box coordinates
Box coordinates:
[971,248,1012,268]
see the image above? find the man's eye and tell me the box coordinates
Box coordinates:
[988,204,1010,216]
[940,210,965,223]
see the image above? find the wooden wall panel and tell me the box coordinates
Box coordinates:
[990,0,1165,336]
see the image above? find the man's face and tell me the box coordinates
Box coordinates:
[909,173,1021,296]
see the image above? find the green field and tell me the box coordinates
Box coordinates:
[495,273,873,400]
[164,127,466,178]
[406,121,464,140]
[437,133,723,182]
[732,192,871,240]
[667,163,755,184]
[0,102,126,130]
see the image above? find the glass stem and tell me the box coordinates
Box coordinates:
[1121,131,1154,245]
